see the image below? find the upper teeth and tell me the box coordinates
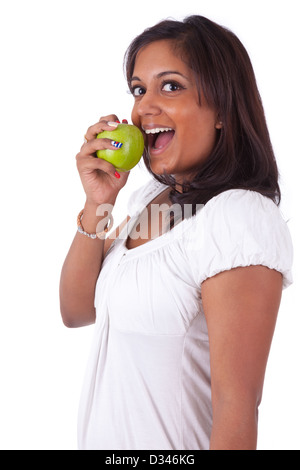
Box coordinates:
[144,127,173,134]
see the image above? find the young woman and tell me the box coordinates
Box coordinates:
[59,16,293,450]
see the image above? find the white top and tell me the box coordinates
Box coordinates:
[78,179,293,450]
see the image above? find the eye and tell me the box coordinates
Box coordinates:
[131,86,145,97]
[161,81,183,92]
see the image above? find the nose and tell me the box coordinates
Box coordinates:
[135,90,162,117]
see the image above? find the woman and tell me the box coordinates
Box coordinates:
[60,16,293,450]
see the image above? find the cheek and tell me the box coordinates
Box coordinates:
[179,119,217,160]
[131,105,140,127]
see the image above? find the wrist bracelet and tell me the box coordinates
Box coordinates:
[77,209,113,239]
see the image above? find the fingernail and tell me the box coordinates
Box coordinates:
[108,121,118,127]
[114,171,120,179]
[122,119,128,124]
[115,120,120,123]
[111,141,123,148]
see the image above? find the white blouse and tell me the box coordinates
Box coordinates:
[78,179,293,450]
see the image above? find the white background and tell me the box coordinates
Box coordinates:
[0,0,299,450]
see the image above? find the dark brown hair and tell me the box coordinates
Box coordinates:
[124,15,281,210]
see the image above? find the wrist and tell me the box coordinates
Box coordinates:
[84,194,116,210]
[79,202,114,238]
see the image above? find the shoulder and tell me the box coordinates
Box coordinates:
[204,188,279,218]
[188,189,293,289]
[200,189,290,238]
[191,189,286,237]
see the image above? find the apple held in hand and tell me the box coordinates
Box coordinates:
[96,124,144,171]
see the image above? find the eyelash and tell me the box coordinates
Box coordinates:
[130,80,185,97]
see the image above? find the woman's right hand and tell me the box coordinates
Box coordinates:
[76,115,130,207]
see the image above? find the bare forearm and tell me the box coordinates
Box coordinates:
[59,203,108,327]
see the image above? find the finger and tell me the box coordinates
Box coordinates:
[99,114,119,123]
[78,151,129,182]
[84,121,119,143]
[77,148,117,174]
[84,114,121,142]
[81,137,123,155]
[83,115,128,145]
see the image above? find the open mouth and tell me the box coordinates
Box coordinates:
[144,127,175,152]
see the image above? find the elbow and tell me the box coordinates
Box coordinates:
[61,312,79,328]
[60,303,95,328]
[60,306,78,328]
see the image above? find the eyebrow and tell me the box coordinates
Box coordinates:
[130,70,189,83]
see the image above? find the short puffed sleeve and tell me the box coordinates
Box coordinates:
[187,190,293,289]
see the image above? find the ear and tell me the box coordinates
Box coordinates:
[215,120,223,129]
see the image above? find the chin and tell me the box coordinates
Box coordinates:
[150,163,172,176]
[148,155,173,176]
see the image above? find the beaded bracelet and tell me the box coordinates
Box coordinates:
[77,209,113,239]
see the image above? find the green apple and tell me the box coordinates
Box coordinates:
[96,124,144,171]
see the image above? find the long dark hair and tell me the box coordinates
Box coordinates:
[124,15,281,210]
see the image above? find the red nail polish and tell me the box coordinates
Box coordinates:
[114,171,120,179]
[122,119,128,123]
[115,120,120,123]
